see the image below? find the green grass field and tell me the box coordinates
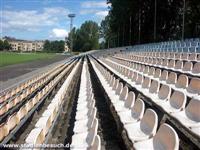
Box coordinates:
[0,52,56,67]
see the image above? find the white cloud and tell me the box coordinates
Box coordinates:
[2,7,69,32]
[95,10,108,18]
[50,28,68,39]
[81,1,108,8]
[80,9,98,15]
[80,1,109,21]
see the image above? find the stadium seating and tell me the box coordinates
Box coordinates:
[70,60,100,149]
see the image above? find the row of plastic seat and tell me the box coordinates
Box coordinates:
[120,52,200,61]
[0,63,68,104]
[106,57,200,99]
[71,60,100,150]
[90,57,179,149]
[131,39,200,52]
[25,60,81,146]
[114,54,200,77]
[0,61,77,143]
[0,61,75,118]
[97,57,200,138]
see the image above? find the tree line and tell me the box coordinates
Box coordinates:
[100,0,200,48]
[43,40,65,53]
[0,40,11,51]
[67,21,99,52]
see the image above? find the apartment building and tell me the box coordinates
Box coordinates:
[3,37,44,52]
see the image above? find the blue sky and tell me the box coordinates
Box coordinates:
[0,0,110,40]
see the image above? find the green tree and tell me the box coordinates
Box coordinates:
[0,40,3,51]
[104,0,200,46]
[43,40,65,53]
[3,40,11,50]
[68,20,99,52]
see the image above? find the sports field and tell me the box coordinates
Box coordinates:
[0,52,56,67]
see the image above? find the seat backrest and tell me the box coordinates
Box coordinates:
[119,86,129,100]
[124,91,135,109]
[168,59,175,68]
[154,69,161,78]
[7,112,19,131]
[131,99,145,120]
[169,91,186,110]
[132,72,138,82]
[90,135,101,150]
[175,61,183,70]
[144,66,149,74]
[175,74,188,89]
[136,74,143,85]
[88,108,97,127]
[87,118,98,145]
[113,79,119,90]
[116,82,123,95]
[188,53,197,61]
[166,72,177,84]
[160,70,168,82]
[192,62,200,74]
[142,77,151,89]
[162,59,168,67]
[185,98,200,122]
[148,67,155,76]
[187,78,200,94]
[149,80,160,94]
[0,122,8,142]
[154,123,179,150]
[140,109,158,136]
[110,77,115,87]
[181,53,189,60]
[182,61,193,71]
[158,84,171,100]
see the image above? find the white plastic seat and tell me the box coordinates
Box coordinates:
[25,128,45,145]
[71,118,98,149]
[148,80,160,99]
[112,85,128,105]
[175,74,188,89]
[158,90,186,113]
[175,60,183,71]
[119,99,145,125]
[171,98,200,128]
[7,112,19,132]
[90,135,101,150]
[17,105,27,121]
[75,106,95,121]
[0,122,9,142]
[154,69,161,78]
[0,104,8,116]
[35,116,52,136]
[133,123,179,150]
[77,99,95,111]
[166,72,177,85]
[74,108,97,134]
[141,77,151,91]
[114,91,135,112]
[125,109,158,143]
[186,78,200,95]
[182,61,193,73]
[159,70,168,82]
[152,84,171,103]
[109,82,123,101]
[192,62,200,75]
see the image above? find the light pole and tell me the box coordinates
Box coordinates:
[182,0,186,41]
[154,0,157,42]
[68,14,76,52]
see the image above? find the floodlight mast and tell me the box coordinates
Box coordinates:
[68,14,76,52]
